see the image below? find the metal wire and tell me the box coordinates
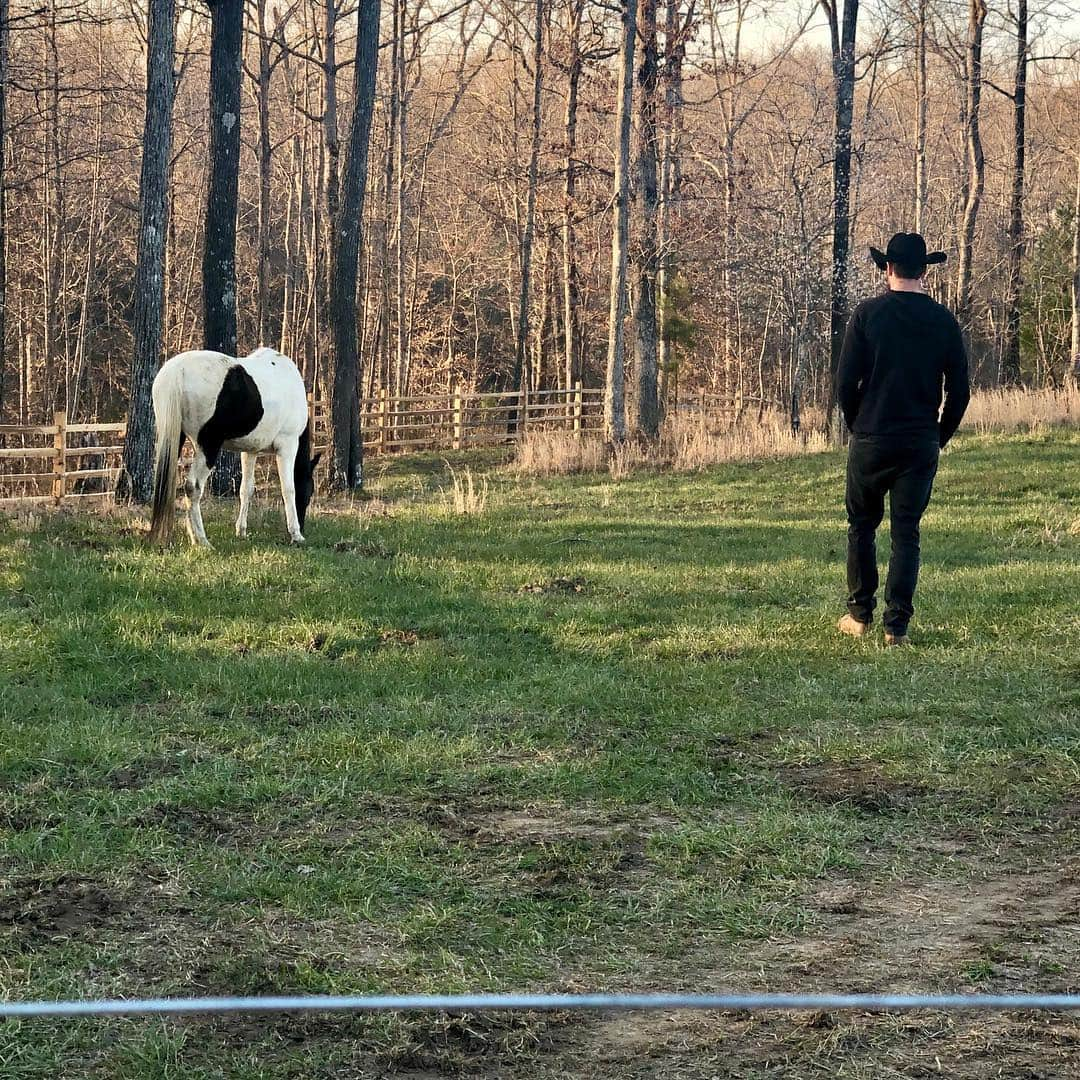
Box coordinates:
[3,991,1080,1020]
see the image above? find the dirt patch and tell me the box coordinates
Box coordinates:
[571,840,1080,1079]
[777,760,929,814]
[52,536,109,551]
[652,640,741,662]
[144,802,249,841]
[379,627,424,647]
[0,874,125,945]
[333,537,396,558]
[518,576,588,596]
[0,805,62,831]
[379,1012,560,1075]
[418,799,674,849]
[106,756,183,790]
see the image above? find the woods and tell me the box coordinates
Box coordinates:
[0,0,1077,485]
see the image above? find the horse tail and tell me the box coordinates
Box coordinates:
[148,361,182,545]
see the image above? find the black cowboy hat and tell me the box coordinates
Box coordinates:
[869,232,947,271]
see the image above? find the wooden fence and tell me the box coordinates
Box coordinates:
[0,385,762,506]
[0,412,126,505]
[312,383,605,454]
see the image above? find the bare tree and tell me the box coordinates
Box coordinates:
[204,0,244,495]
[510,0,545,429]
[244,0,290,346]
[821,0,859,432]
[1072,151,1080,382]
[955,0,987,336]
[1000,0,1027,385]
[605,0,636,445]
[0,0,7,417]
[118,0,176,503]
[658,0,692,409]
[328,0,380,490]
[634,0,661,437]
[559,0,585,393]
[913,0,928,230]
[1,0,1078,447]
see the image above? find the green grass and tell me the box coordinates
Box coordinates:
[0,431,1078,1078]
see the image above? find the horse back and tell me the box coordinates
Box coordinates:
[233,349,308,445]
[160,348,308,459]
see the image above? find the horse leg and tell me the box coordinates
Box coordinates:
[274,440,304,544]
[185,449,214,548]
[236,452,258,538]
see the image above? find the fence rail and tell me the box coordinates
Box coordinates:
[0,387,762,506]
[0,411,126,505]
[312,384,607,456]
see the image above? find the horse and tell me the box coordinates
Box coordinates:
[148,347,321,547]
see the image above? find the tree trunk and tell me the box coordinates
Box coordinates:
[825,0,859,435]
[394,0,408,400]
[511,0,545,430]
[790,284,810,433]
[71,42,106,422]
[253,0,274,345]
[955,0,987,338]
[204,0,243,495]
[43,0,65,414]
[329,0,380,491]
[605,0,636,446]
[380,0,400,395]
[561,0,583,394]
[658,0,687,415]
[720,139,736,402]
[1000,0,1026,386]
[0,0,7,418]
[913,0,927,232]
[119,0,175,504]
[633,0,660,438]
[323,0,340,245]
[1070,154,1080,384]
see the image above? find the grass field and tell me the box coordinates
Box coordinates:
[1,430,1078,1079]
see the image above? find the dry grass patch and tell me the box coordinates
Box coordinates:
[514,430,607,475]
[515,411,830,477]
[962,382,1078,434]
[514,386,1077,480]
[442,461,490,513]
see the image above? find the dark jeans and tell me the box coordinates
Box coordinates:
[846,434,939,634]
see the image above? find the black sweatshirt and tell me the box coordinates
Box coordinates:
[837,290,970,447]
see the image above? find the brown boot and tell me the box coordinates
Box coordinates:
[837,613,871,638]
[884,631,909,647]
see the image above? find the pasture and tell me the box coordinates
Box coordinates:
[1,430,1078,1079]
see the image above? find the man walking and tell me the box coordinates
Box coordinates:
[836,233,970,646]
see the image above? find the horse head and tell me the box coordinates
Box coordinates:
[295,439,322,532]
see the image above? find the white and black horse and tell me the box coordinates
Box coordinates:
[148,347,321,546]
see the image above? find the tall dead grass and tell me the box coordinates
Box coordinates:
[514,384,1077,479]
[514,411,830,477]
[441,462,489,514]
[961,382,1078,434]
[513,430,607,475]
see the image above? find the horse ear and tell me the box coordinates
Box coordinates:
[310,452,322,472]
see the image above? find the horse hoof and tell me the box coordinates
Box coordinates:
[290,535,305,546]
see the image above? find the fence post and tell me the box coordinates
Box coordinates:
[52,410,67,504]
[378,388,389,453]
[452,385,464,450]
[573,381,583,437]
[519,384,529,437]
